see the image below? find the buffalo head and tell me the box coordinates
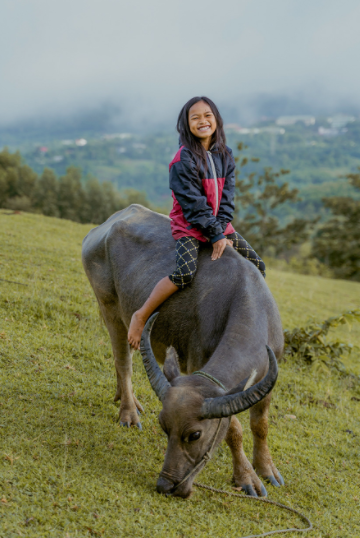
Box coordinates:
[140,313,278,498]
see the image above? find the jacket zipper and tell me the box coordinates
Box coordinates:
[207,151,219,216]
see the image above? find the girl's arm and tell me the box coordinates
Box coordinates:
[170,148,225,243]
[217,149,236,230]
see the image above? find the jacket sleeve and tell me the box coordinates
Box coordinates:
[170,149,225,242]
[217,149,235,231]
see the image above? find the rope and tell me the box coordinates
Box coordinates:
[193,482,313,538]
[172,363,312,536]
[192,371,228,391]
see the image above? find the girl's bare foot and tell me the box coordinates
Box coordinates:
[128,311,146,350]
[127,277,178,350]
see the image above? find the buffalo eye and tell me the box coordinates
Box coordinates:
[188,431,201,442]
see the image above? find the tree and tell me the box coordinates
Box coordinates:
[83,177,107,224]
[57,166,86,222]
[32,168,59,217]
[122,188,151,208]
[0,148,38,209]
[311,169,360,280]
[83,178,127,224]
[101,181,125,217]
[233,143,316,256]
[0,148,153,224]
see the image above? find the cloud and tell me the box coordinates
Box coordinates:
[1,0,360,125]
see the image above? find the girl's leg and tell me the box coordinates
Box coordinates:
[226,232,266,277]
[128,277,178,349]
[127,237,200,349]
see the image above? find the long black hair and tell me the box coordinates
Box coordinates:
[177,96,229,173]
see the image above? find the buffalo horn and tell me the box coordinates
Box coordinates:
[200,346,278,419]
[140,312,170,402]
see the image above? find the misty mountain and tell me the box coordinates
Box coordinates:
[2,94,359,149]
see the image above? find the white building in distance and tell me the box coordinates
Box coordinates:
[327,115,355,130]
[75,138,87,147]
[276,116,315,126]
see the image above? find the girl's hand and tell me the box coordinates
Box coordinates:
[211,238,233,260]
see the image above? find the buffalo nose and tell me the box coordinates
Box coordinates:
[156,476,174,495]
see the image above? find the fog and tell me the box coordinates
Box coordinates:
[2,0,360,129]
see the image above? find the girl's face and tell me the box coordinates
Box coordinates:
[188,101,217,146]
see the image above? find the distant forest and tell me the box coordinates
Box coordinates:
[1,142,359,281]
[4,116,360,221]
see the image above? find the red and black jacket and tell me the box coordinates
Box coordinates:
[169,145,235,243]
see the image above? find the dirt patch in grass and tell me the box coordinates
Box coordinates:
[1,210,360,537]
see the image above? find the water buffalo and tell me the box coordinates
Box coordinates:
[82,204,284,498]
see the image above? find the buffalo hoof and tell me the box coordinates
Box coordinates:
[241,482,267,497]
[120,421,142,430]
[264,473,284,487]
[233,466,267,498]
[120,421,130,428]
[241,484,257,497]
[118,403,142,429]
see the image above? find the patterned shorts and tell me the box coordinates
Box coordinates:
[169,232,266,289]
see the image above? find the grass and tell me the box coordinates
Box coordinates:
[0,209,359,538]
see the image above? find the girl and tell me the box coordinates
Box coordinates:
[128,96,265,350]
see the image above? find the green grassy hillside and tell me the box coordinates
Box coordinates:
[0,210,359,537]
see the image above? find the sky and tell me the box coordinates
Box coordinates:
[2,0,360,127]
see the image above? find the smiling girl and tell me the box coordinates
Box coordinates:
[128,96,265,349]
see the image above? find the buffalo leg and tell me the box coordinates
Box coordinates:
[98,302,142,428]
[225,416,267,497]
[250,393,284,486]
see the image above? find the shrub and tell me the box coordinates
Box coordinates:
[284,310,360,379]
[264,255,333,278]
[311,168,360,281]
[233,143,316,256]
[4,195,32,212]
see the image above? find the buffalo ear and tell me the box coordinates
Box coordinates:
[163,347,181,382]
